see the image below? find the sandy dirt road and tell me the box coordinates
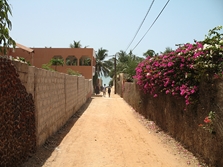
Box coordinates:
[22,91,206,167]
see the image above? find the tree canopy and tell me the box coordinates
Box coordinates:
[69,40,82,48]
[143,49,156,57]
[95,48,111,77]
[109,50,143,82]
[50,58,64,71]
[0,0,16,54]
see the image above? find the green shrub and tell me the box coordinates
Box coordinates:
[67,68,81,76]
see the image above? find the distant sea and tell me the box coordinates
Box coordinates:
[100,76,112,86]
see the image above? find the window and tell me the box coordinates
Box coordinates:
[52,55,63,61]
[66,55,77,66]
[79,56,91,66]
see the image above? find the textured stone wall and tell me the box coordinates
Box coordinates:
[34,68,66,146]
[12,60,35,97]
[216,80,223,108]
[77,76,86,110]
[85,79,93,98]
[121,79,223,166]
[65,74,78,121]
[1,58,92,166]
[215,79,223,138]
[12,60,92,147]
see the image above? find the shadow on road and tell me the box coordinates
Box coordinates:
[92,94,103,97]
[22,97,93,167]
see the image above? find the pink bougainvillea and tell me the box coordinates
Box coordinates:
[134,26,223,105]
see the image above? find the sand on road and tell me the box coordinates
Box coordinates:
[22,92,205,167]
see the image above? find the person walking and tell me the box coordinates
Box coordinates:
[103,84,106,97]
[108,86,111,97]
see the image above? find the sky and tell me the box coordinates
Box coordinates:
[8,0,223,84]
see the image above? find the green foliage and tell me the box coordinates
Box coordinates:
[194,25,223,80]
[70,40,82,48]
[42,62,54,71]
[80,57,91,66]
[18,57,26,62]
[67,68,81,76]
[134,26,223,105]
[143,49,156,57]
[50,58,64,71]
[41,58,63,71]
[161,47,173,54]
[95,47,111,77]
[199,111,215,134]
[13,56,31,65]
[114,50,143,82]
[0,0,16,54]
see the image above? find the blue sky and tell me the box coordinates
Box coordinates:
[8,0,223,85]
[9,0,223,58]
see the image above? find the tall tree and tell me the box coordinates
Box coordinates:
[110,50,143,82]
[69,40,82,48]
[143,49,156,57]
[118,50,129,63]
[161,47,173,54]
[0,0,16,54]
[95,48,111,77]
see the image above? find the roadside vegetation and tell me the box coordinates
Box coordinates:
[134,26,223,106]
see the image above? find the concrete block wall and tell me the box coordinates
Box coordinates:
[12,61,93,147]
[85,79,93,98]
[34,69,66,146]
[12,61,35,97]
[77,77,86,110]
[12,61,28,88]
[26,66,35,97]
[65,74,78,121]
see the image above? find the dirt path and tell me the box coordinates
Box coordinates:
[22,91,206,167]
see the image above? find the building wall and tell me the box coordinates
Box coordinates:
[12,60,93,147]
[9,48,96,79]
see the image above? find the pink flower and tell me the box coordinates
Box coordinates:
[180,90,185,96]
[181,58,185,62]
[196,42,203,49]
[168,62,174,67]
[213,74,219,79]
[191,89,195,94]
[185,99,190,105]
[153,94,158,97]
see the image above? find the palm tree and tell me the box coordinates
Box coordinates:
[143,49,156,58]
[93,47,111,92]
[161,47,173,54]
[69,40,82,48]
[111,50,143,82]
[50,58,64,71]
[95,48,111,77]
[118,50,129,63]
